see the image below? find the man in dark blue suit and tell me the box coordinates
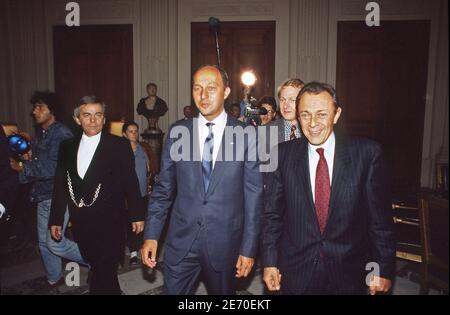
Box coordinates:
[141,65,263,294]
[262,82,395,295]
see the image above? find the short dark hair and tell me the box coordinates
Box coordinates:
[29,91,60,119]
[122,121,139,133]
[230,103,240,110]
[296,81,339,109]
[194,65,230,88]
[73,96,106,118]
[257,96,277,112]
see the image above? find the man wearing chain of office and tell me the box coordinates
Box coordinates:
[48,96,145,294]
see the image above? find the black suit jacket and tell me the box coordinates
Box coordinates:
[262,133,395,294]
[49,131,144,263]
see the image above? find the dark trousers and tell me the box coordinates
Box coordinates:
[164,226,236,295]
[89,262,121,295]
[302,258,334,295]
[127,224,143,253]
[281,257,334,295]
[126,195,146,252]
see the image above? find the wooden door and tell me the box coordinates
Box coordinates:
[191,21,275,105]
[336,21,430,194]
[53,25,133,131]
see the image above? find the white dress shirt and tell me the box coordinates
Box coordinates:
[77,132,101,179]
[0,203,5,218]
[308,132,336,202]
[198,110,227,169]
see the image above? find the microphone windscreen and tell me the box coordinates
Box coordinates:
[208,17,219,31]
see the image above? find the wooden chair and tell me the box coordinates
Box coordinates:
[418,192,449,294]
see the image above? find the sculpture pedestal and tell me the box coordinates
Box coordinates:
[141,129,164,171]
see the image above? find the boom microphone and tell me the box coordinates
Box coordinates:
[208,17,221,67]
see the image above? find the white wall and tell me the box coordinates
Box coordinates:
[0,0,447,188]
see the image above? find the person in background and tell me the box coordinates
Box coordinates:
[257,96,277,126]
[266,79,304,143]
[228,103,241,120]
[122,122,150,266]
[9,91,85,289]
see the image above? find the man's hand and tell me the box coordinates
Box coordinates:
[235,255,254,278]
[369,276,392,295]
[9,159,23,172]
[50,225,63,241]
[141,239,158,268]
[263,267,282,291]
[131,221,144,234]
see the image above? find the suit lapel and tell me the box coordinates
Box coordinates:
[68,135,82,181]
[80,132,108,195]
[205,116,232,197]
[277,119,285,143]
[295,139,320,233]
[326,134,352,232]
[191,118,205,198]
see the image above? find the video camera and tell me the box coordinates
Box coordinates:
[8,133,31,160]
[243,97,268,126]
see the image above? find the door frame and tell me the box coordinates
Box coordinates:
[326,0,444,188]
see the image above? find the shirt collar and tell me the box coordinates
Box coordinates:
[81,131,102,143]
[308,132,335,156]
[283,119,298,128]
[198,109,227,128]
[40,121,58,135]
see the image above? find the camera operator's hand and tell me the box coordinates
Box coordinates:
[9,158,24,172]
[20,149,32,161]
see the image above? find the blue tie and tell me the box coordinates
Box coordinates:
[202,122,214,192]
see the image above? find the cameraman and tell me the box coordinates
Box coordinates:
[9,91,85,288]
[257,96,277,126]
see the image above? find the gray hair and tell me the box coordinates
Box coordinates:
[73,95,106,118]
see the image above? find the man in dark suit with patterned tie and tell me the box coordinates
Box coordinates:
[262,82,395,295]
[141,65,263,294]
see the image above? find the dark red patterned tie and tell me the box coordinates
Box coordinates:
[290,125,297,140]
[315,148,330,234]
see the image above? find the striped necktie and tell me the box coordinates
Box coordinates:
[315,148,330,234]
[201,122,214,192]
